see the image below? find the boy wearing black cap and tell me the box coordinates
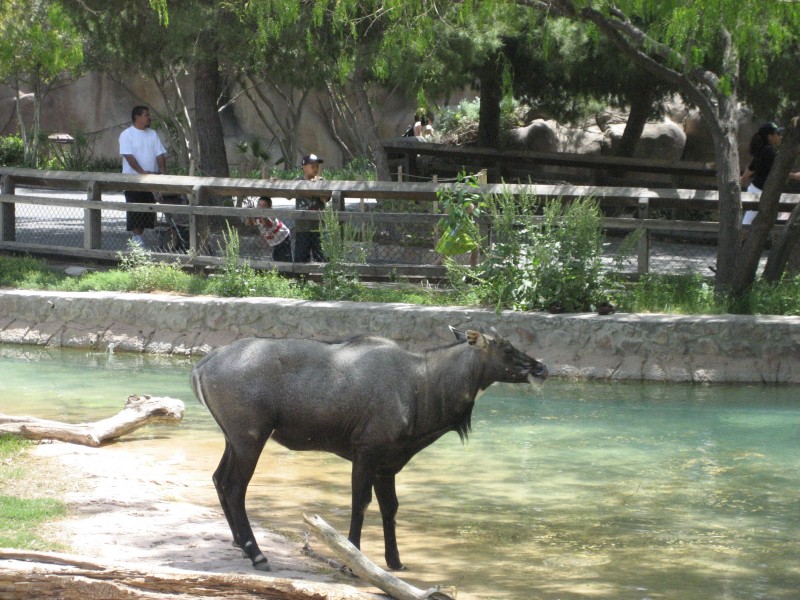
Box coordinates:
[293,154,329,262]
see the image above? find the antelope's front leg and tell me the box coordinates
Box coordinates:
[348,458,374,551]
[374,472,404,570]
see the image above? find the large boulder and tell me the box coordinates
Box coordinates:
[509,119,559,152]
[604,119,687,160]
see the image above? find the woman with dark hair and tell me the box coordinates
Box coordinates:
[740,122,800,224]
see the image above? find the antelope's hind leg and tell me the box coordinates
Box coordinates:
[213,441,240,548]
[214,434,272,570]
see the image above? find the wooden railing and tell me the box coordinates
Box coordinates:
[2,167,798,278]
[382,139,719,187]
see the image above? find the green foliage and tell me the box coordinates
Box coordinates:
[745,275,800,317]
[318,207,376,301]
[437,97,529,147]
[234,138,271,177]
[0,136,25,166]
[6,243,800,315]
[213,223,259,297]
[0,255,65,289]
[39,132,99,172]
[0,1,85,166]
[450,192,605,312]
[613,272,721,315]
[113,243,199,293]
[435,173,485,256]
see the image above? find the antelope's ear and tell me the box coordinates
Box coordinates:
[450,326,466,342]
[466,330,488,349]
[490,326,504,341]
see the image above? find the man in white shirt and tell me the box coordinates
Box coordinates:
[119,106,167,247]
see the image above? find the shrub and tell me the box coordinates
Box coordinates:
[746,274,800,316]
[212,224,259,297]
[0,135,24,166]
[434,173,485,257]
[113,242,199,293]
[318,206,375,301]
[437,97,529,147]
[448,191,605,312]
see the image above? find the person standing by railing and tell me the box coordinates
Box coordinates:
[293,154,329,262]
[119,105,167,248]
[740,121,800,224]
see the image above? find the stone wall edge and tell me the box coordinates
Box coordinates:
[1,290,798,384]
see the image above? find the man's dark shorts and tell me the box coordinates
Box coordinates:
[124,190,157,231]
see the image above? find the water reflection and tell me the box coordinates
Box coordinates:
[1,346,798,599]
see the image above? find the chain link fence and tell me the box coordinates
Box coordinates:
[7,187,725,275]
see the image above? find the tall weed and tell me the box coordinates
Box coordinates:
[614,272,721,314]
[319,207,375,300]
[213,223,258,297]
[116,242,198,293]
[451,191,605,312]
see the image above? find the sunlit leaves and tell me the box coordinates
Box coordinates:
[0,0,84,82]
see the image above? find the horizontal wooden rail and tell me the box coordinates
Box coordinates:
[2,168,798,279]
[382,139,718,176]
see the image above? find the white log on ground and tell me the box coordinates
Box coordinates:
[0,395,184,446]
[0,549,382,599]
[302,513,455,600]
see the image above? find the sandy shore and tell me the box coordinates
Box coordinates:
[11,440,383,598]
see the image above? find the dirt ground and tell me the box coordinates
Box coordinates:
[3,440,383,597]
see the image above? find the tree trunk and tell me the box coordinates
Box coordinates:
[194,30,229,180]
[0,549,375,600]
[0,395,184,446]
[710,105,745,293]
[615,80,654,158]
[761,121,800,281]
[478,52,502,150]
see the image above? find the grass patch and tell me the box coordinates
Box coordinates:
[0,495,66,549]
[0,434,67,550]
[612,272,722,315]
[3,252,800,316]
[0,433,30,460]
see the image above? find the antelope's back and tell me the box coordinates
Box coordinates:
[192,335,422,414]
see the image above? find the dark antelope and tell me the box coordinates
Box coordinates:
[191,326,547,571]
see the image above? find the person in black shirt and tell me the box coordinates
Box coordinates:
[740,122,800,224]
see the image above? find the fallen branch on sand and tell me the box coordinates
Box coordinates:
[303,513,455,600]
[0,549,379,599]
[0,395,184,446]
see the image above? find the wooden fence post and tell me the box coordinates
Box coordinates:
[190,184,206,253]
[473,169,489,267]
[0,175,15,242]
[84,181,102,250]
[638,197,651,275]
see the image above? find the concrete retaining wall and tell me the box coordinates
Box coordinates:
[1,290,799,384]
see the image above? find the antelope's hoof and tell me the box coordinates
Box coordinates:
[253,555,271,571]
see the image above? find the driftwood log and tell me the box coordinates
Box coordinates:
[0,549,382,599]
[0,395,184,446]
[302,514,455,600]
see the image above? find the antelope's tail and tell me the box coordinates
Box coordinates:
[191,368,208,409]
